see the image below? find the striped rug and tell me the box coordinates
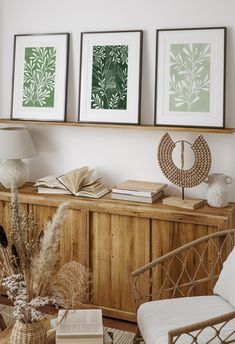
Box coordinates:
[105,327,136,344]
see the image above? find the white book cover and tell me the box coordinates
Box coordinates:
[56,309,103,338]
[112,187,161,197]
[37,187,72,195]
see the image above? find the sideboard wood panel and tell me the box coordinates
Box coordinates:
[0,184,234,321]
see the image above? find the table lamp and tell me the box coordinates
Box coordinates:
[0,127,37,188]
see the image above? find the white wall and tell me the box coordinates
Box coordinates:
[0,0,235,200]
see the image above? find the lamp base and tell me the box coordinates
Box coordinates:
[0,159,29,188]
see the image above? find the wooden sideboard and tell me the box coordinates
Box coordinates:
[0,184,234,321]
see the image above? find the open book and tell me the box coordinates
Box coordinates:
[34,175,72,194]
[57,167,109,198]
[34,175,68,190]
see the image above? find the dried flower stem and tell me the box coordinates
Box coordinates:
[1,183,70,323]
[10,185,30,294]
[30,202,69,298]
[51,261,93,310]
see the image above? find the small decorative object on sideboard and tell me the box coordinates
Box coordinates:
[157,132,212,209]
[205,173,233,208]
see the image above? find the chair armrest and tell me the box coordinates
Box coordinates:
[168,311,235,344]
[131,229,235,312]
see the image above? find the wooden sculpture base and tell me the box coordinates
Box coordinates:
[163,196,204,210]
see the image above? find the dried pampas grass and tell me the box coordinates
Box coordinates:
[30,202,69,298]
[1,183,70,323]
[51,261,93,310]
[1,183,94,324]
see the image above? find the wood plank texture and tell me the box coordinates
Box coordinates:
[90,212,150,318]
[0,184,232,227]
[0,184,234,321]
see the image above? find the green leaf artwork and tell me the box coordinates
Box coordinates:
[23,47,56,107]
[169,43,210,112]
[91,45,128,110]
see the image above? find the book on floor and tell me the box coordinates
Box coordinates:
[114,179,167,195]
[111,189,164,203]
[57,167,109,198]
[56,309,103,344]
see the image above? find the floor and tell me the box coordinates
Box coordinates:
[0,296,137,334]
[103,317,137,333]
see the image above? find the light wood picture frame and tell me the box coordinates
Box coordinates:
[11,33,70,122]
[78,30,143,125]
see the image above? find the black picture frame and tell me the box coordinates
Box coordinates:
[11,32,70,122]
[154,27,226,128]
[78,30,143,125]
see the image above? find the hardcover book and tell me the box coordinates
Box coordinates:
[56,309,103,344]
[115,180,167,193]
[111,190,164,203]
[37,187,72,195]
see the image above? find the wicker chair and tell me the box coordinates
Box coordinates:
[130,228,235,344]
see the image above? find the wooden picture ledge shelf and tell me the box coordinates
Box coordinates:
[0,184,234,322]
[0,118,234,133]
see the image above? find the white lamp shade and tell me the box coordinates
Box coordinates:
[0,127,37,159]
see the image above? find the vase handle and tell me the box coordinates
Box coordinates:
[226,176,233,184]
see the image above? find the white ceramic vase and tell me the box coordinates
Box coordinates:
[204,173,232,208]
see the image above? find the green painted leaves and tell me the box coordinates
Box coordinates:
[91,45,128,110]
[170,43,210,112]
[23,47,56,107]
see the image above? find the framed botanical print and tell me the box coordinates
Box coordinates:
[155,27,226,128]
[11,33,70,121]
[78,30,143,124]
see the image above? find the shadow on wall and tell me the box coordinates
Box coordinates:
[27,128,59,180]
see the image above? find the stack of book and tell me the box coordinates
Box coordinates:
[34,166,109,199]
[111,180,167,203]
[56,309,105,344]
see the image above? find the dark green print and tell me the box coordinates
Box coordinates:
[91,45,128,110]
[23,47,56,107]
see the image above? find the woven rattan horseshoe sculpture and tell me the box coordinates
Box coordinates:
[157,133,212,188]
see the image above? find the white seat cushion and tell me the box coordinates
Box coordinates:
[214,246,235,306]
[137,295,235,344]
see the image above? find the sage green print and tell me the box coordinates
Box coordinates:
[91,45,128,110]
[23,47,56,107]
[170,43,210,112]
